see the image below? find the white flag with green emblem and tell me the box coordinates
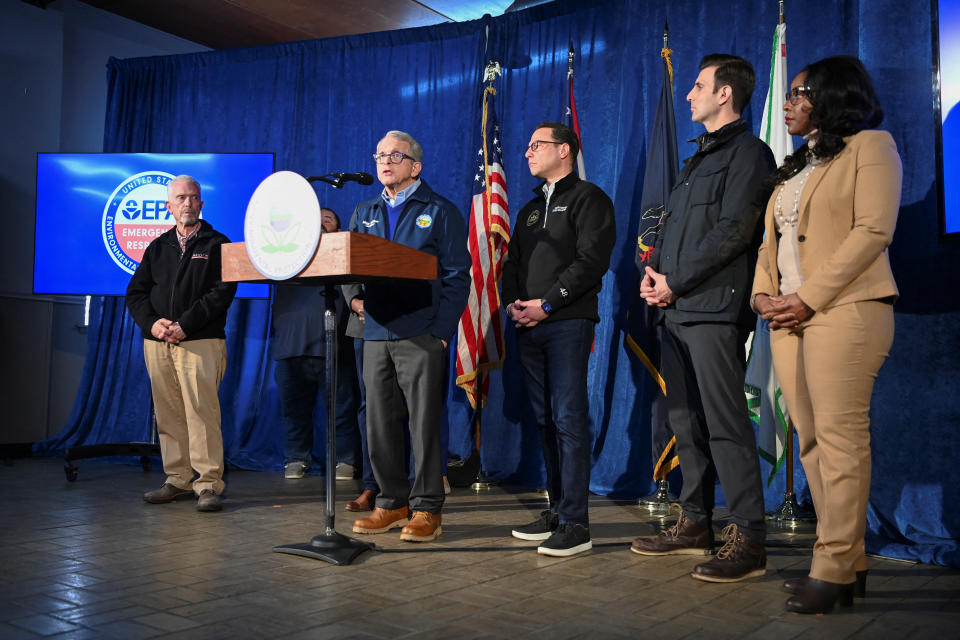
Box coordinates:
[760,23,793,165]
[746,20,792,484]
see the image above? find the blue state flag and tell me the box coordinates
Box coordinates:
[625,43,680,482]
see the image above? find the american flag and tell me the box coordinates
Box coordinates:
[455,86,510,408]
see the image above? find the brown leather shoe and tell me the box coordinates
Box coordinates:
[196,490,223,512]
[352,506,410,534]
[786,578,855,614]
[345,489,378,512]
[784,570,867,597]
[691,523,766,582]
[630,510,713,555]
[400,511,442,542]
[143,483,192,504]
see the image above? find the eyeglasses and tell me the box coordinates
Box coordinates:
[526,140,564,152]
[785,86,813,105]
[373,152,416,164]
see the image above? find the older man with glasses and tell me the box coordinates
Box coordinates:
[342,130,470,543]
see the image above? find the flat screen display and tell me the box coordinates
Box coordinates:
[34,153,273,296]
[937,0,960,238]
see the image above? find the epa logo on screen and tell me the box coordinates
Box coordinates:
[101,171,177,274]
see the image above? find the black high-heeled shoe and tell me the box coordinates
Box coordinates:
[782,570,867,597]
[785,578,855,614]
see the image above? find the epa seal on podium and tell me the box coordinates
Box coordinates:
[244,171,322,280]
[102,171,175,273]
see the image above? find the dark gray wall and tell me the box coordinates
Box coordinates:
[0,0,207,444]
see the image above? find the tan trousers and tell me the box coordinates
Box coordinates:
[769,301,893,584]
[144,338,227,495]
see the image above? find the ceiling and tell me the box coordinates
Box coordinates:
[65,0,546,50]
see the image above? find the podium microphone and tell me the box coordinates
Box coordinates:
[307,171,374,188]
[331,172,374,185]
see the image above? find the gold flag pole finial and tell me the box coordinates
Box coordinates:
[661,19,674,88]
[483,60,501,86]
[779,0,785,24]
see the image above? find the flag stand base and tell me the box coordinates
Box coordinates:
[767,491,816,528]
[471,471,497,492]
[638,479,677,514]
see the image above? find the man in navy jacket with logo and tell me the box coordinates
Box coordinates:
[343,130,470,543]
[126,175,237,513]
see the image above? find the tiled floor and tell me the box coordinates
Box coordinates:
[1,457,957,639]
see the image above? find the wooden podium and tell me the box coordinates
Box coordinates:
[221,231,437,285]
[222,231,436,565]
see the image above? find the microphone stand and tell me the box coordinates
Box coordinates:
[273,173,373,565]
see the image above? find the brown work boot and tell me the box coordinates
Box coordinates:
[400,511,442,542]
[352,506,410,534]
[345,489,378,512]
[143,483,192,504]
[691,523,766,582]
[630,510,713,555]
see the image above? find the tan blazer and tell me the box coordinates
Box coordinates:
[752,129,901,311]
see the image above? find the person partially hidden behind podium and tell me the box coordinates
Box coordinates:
[126,175,237,512]
[343,130,470,542]
[271,208,362,482]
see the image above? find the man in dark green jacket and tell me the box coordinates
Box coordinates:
[633,55,775,582]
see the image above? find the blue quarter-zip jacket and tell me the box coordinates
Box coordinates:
[342,179,470,342]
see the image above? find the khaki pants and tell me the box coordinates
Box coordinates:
[144,338,227,495]
[770,301,893,584]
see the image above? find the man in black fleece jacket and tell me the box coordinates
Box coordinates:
[503,122,615,557]
[126,175,236,512]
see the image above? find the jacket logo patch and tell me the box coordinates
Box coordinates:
[415,214,433,229]
[362,220,380,228]
[526,210,541,226]
[191,253,209,260]
[551,205,568,213]
[560,287,569,298]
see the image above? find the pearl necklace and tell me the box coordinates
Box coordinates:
[774,164,816,227]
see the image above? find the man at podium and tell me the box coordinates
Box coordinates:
[344,130,470,542]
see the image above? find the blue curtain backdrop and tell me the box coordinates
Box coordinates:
[37,0,960,567]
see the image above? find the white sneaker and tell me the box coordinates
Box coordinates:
[335,462,356,480]
[284,461,307,479]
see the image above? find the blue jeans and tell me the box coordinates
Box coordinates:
[516,318,595,527]
[275,354,359,468]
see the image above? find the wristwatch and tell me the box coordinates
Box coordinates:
[540,299,553,315]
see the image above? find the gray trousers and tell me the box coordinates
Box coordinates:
[363,333,445,514]
[661,319,766,542]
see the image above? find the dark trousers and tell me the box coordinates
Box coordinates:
[364,334,444,513]
[275,355,358,468]
[661,319,766,542]
[353,338,379,492]
[517,318,595,527]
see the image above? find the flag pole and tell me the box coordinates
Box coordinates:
[637,18,678,515]
[766,0,814,527]
[469,60,503,492]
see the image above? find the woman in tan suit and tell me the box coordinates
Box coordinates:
[752,55,901,614]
